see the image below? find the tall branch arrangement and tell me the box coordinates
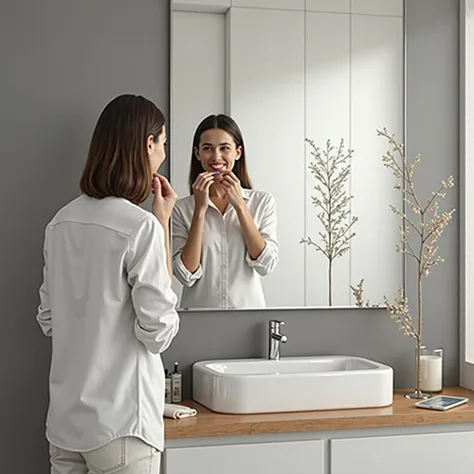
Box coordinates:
[301,138,358,306]
[378,128,455,395]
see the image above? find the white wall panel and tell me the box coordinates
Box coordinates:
[350,14,404,305]
[171,11,226,197]
[227,7,305,307]
[351,0,403,17]
[305,12,351,306]
[306,0,349,13]
[171,11,226,303]
[231,0,304,10]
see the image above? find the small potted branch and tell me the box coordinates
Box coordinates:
[379,128,455,399]
[301,138,357,306]
[350,278,380,307]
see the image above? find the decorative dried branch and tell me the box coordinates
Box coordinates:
[350,278,365,307]
[384,288,417,339]
[350,278,381,308]
[301,138,358,306]
[378,128,455,395]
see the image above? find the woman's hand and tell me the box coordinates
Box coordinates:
[221,171,245,210]
[192,172,215,213]
[152,174,177,226]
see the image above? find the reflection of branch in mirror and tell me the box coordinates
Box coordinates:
[301,138,358,306]
[350,278,380,308]
[378,128,455,396]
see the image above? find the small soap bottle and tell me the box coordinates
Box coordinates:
[164,369,171,403]
[171,362,182,403]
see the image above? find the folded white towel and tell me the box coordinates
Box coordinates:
[164,403,197,419]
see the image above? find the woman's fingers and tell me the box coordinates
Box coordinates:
[194,174,215,191]
[228,171,240,182]
[195,172,213,183]
[203,178,214,191]
[152,175,161,195]
[221,176,236,188]
[220,171,239,183]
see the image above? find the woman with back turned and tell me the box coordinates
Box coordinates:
[36,94,179,473]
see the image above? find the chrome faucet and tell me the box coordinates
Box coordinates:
[268,320,287,360]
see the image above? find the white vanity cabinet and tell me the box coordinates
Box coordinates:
[164,427,474,474]
[330,431,474,474]
[164,440,324,474]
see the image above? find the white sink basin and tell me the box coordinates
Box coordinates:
[193,356,393,414]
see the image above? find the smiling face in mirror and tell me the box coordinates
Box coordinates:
[189,114,252,193]
[194,128,242,175]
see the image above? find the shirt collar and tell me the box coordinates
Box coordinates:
[241,188,251,201]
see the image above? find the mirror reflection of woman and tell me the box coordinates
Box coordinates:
[172,114,279,309]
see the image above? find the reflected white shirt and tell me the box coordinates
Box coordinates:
[36,195,179,452]
[172,189,278,309]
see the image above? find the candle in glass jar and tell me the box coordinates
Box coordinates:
[420,354,443,392]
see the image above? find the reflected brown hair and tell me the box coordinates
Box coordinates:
[80,94,166,205]
[189,114,252,194]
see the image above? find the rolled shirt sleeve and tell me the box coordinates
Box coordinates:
[245,193,279,276]
[36,228,52,337]
[171,206,203,287]
[127,216,180,354]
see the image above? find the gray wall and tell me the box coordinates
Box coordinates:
[0,0,458,473]
[0,1,170,473]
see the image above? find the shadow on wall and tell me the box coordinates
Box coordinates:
[0,112,87,473]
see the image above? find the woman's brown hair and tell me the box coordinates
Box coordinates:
[189,114,252,194]
[80,94,166,205]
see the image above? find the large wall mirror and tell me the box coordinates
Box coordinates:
[170,0,405,310]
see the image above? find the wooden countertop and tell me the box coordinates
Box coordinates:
[165,387,474,439]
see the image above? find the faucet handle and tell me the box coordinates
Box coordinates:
[270,320,285,330]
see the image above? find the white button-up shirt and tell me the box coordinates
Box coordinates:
[171,189,278,309]
[36,195,179,452]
